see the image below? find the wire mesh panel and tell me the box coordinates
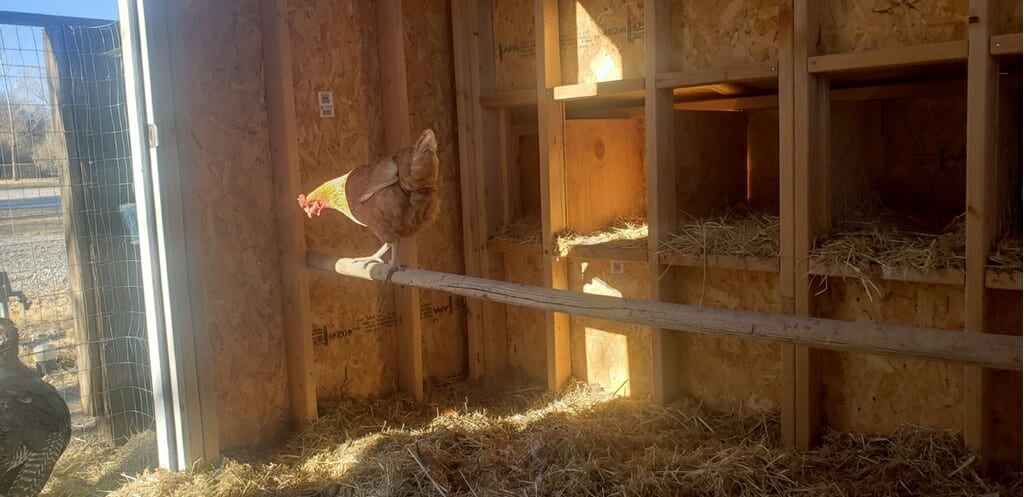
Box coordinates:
[0,19,155,456]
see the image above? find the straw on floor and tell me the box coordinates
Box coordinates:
[48,376,1021,497]
[657,210,781,260]
[554,217,648,258]
[989,235,1022,272]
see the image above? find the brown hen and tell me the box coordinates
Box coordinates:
[297,128,439,267]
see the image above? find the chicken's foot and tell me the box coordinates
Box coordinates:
[342,243,391,269]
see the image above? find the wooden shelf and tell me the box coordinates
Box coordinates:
[674,94,779,111]
[568,244,648,262]
[551,77,645,102]
[658,253,780,273]
[986,269,1022,291]
[991,33,1023,56]
[808,41,968,75]
[807,261,965,286]
[480,89,537,108]
[489,240,541,257]
[656,62,779,89]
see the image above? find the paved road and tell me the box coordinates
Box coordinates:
[0,186,60,212]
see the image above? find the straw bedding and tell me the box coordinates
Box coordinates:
[554,218,648,258]
[489,212,542,246]
[657,210,781,260]
[810,198,966,276]
[51,376,1021,497]
[989,235,1023,272]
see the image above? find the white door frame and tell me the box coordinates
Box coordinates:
[118,0,219,470]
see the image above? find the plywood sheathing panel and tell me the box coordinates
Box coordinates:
[746,108,781,214]
[403,0,469,381]
[877,96,967,229]
[181,0,289,448]
[814,280,964,433]
[288,0,393,399]
[668,0,779,72]
[568,259,653,399]
[825,101,882,230]
[504,253,547,380]
[818,0,968,54]
[675,268,781,412]
[985,289,1023,469]
[996,0,1023,34]
[565,118,647,233]
[517,134,543,215]
[558,0,646,85]
[493,0,537,92]
[997,75,1022,238]
[675,111,747,217]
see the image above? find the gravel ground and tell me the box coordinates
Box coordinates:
[0,231,70,300]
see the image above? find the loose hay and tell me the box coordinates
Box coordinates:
[989,235,1023,272]
[810,198,967,276]
[657,210,781,260]
[63,377,1022,497]
[489,212,541,245]
[554,218,648,258]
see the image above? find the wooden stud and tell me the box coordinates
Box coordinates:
[307,252,1024,372]
[536,0,571,391]
[552,77,646,101]
[451,0,489,381]
[785,0,821,450]
[258,0,317,430]
[807,40,968,74]
[645,0,679,406]
[375,0,422,401]
[964,0,1000,462]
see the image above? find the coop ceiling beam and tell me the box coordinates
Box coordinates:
[307,252,1022,372]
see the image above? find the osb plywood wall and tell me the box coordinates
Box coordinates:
[176,0,290,448]
[813,280,964,432]
[675,268,781,412]
[675,111,748,217]
[669,0,779,72]
[402,0,468,381]
[558,0,645,85]
[565,118,646,232]
[493,0,536,92]
[288,0,394,399]
[568,259,653,398]
[997,0,1023,33]
[504,253,547,380]
[290,0,467,399]
[746,109,781,214]
[987,290,1023,467]
[818,0,968,53]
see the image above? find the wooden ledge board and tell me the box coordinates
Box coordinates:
[656,62,779,89]
[808,40,968,75]
[552,77,645,102]
[807,261,965,286]
[985,269,1022,290]
[658,253,780,273]
[480,89,537,108]
[991,33,1023,56]
[567,245,648,262]
[489,240,542,257]
[674,94,779,111]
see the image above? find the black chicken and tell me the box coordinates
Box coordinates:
[0,318,70,497]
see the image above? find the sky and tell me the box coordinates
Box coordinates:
[1,1,119,21]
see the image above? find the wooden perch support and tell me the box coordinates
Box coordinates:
[307,251,1022,371]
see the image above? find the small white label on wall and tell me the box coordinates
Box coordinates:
[318,91,334,118]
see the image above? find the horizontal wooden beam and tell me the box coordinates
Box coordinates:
[831,79,965,101]
[986,270,1022,291]
[659,253,780,272]
[808,41,968,74]
[657,62,779,89]
[808,261,965,286]
[991,33,1022,56]
[480,89,537,108]
[674,94,779,111]
[552,77,645,101]
[308,251,1022,371]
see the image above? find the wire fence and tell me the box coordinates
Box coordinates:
[0,20,155,449]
